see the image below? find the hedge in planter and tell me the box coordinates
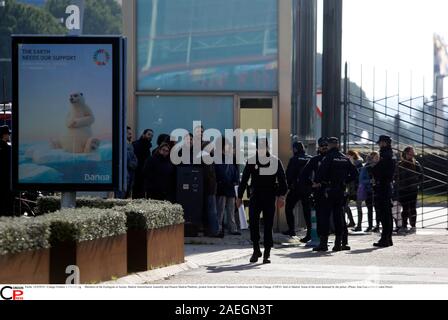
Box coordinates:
[0,217,51,284]
[37,208,127,284]
[124,201,185,273]
[35,196,131,215]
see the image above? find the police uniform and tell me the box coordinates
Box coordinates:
[284,142,312,240]
[238,153,287,264]
[371,136,396,247]
[300,138,329,245]
[314,138,358,251]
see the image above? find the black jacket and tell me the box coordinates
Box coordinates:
[396,159,423,197]
[143,154,176,202]
[315,148,358,189]
[215,163,239,197]
[371,146,396,188]
[238,155,287,199]
[133,138,152,171]
[286,152,311,191]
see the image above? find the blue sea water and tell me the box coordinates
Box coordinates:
[19,141,113,184]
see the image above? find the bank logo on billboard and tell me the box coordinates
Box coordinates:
[93,49,110,66]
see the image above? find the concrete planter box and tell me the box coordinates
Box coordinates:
[127,224,184,273]
[0,249,50,284]
[50,234,127,284]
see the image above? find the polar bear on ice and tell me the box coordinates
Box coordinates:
[51,93,100,154]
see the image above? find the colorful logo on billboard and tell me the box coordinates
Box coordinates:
[93,49,110,66]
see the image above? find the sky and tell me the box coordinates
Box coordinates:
[338,0,448,99]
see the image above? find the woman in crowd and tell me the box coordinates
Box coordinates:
[358,151,380,232]
[215,138,241,237]
[143,142,177,203]
[397,146,423,234]
[346,150,364,230]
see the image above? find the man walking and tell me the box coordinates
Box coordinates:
[237,138,288,264]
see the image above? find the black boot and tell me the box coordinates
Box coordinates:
[373,238,390,248]
[341,233,351,251]
[313,237,328,252]
[332,236,342,252]
[250,244,262,263]
[263,247,271,264]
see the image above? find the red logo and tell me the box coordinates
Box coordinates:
[0,286,24,301]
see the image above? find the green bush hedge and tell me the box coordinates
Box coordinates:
[124,201,185,231]
[37,208,127,244]
[0,217,51,256]
[1,199,184,255]
[36,196,131,214]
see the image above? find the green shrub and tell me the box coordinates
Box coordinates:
[0,217,51,256]
[36,196,131,214]
[36,208,127,244]
[123,201,184,231]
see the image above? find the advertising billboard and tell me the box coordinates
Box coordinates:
[12,36,124,191]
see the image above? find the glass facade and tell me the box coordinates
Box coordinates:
[137,96,234,140]
[137,0,278,92]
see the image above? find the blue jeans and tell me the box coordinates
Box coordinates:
[207,195,219,235]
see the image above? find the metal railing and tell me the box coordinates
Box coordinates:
[343,65,448,230]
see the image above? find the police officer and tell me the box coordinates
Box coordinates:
[371,135,396,248]
[301,138,329,251]
[314,137,358,252]
[0,125,13,217]
[283,142,312,242]
[236,138,288,264]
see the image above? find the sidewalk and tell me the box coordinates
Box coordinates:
[105,227,448,285]
[104,230,301,285]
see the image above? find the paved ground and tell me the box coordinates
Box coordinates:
[107,227,448,286]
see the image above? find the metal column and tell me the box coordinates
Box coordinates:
[294,0,317,150]
[322,0,343,139]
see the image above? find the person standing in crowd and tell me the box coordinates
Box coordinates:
[301,138,329,251]
[346,150,364,231]
[143,142,176,202]
[397,146,423,234]
[215,138,241,237]
[116,126,139,199]
[237,138,288,264]
[283,142,312,242]
[0,125,13,216]
[132,129,153,199]
[202,141,220,237]
[358,151,380,232]
[371,135,396,248]
[314,137,358,252]
[152,133,171,156]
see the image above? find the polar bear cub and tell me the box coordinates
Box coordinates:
[51,92,100,154]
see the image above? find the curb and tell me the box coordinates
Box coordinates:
[103,247,254,285]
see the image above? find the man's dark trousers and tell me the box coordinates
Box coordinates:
[285,191,311,233]
[249,193,276,248]
[375,187,393,243]
[319,189,346,238]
